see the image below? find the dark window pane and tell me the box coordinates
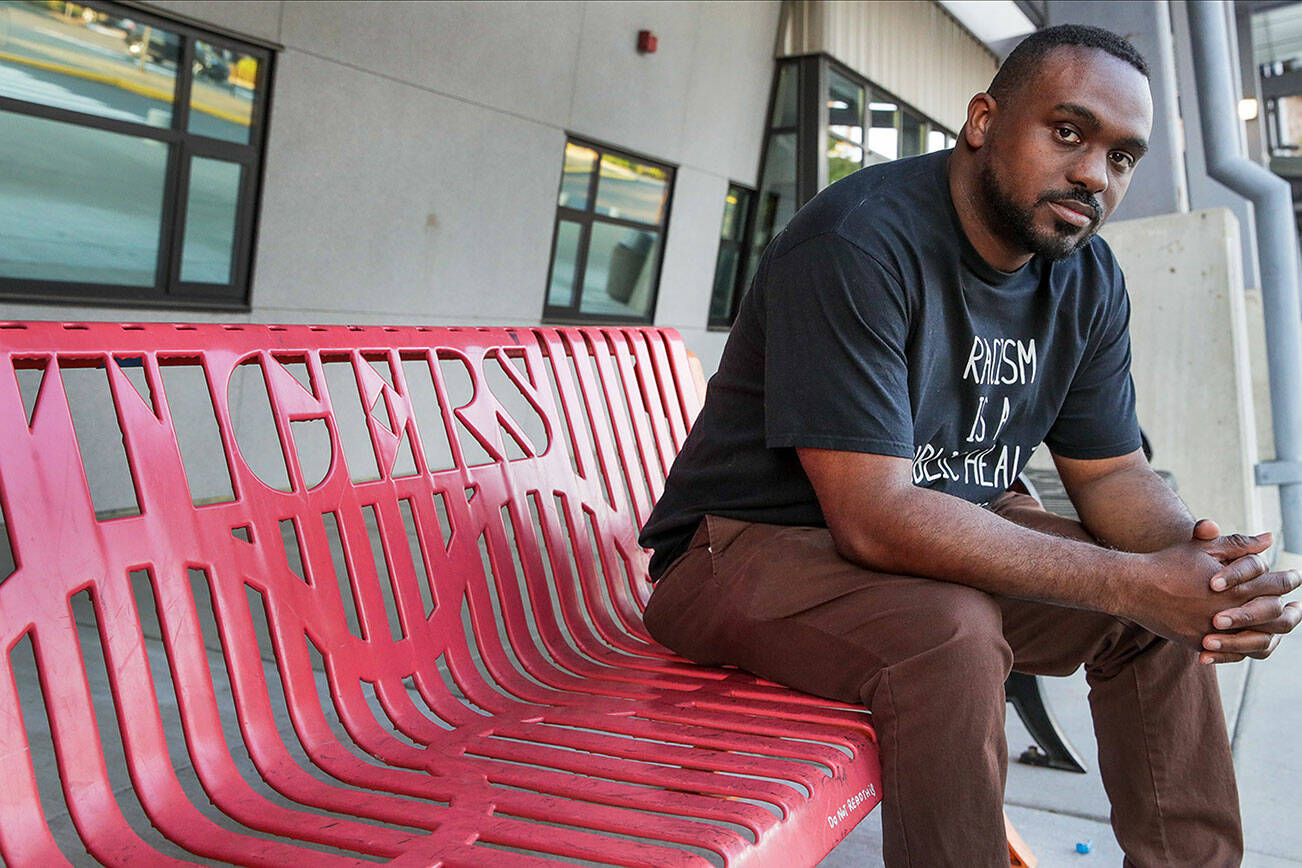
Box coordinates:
[0,108,166,284]
[547,219,582,308]
[188,40,257,143]
[709,244,740,322]
[753,131,797,244]
[771,61,798,128]
[868,100,899,160]
[721,185,750,241]
[0,3,179,127]
[180,156,241,283]
[827,68,865,185]
[559,142,596,209]
[901,111,924,157]
[594,153,668,224]
[579,223,659,319]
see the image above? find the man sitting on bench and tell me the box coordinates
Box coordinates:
[639,24,1301,866]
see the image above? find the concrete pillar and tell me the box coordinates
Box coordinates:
[1044,0,1189,221]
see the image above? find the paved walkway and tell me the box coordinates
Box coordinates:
[819,550,1302,867]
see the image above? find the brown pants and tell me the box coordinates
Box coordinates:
[642,493,1242,867]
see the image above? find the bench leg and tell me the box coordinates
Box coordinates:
[1005,812,1039,868]
[1005,671,1088,774]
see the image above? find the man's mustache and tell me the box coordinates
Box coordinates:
[1037,189,1101,222]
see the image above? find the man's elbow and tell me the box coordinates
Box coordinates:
[826,522,911,575]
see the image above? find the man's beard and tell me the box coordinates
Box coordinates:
[977,161,1102,261]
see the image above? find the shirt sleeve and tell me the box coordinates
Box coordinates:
[763,232,915,456]
[1043,274,1144,460]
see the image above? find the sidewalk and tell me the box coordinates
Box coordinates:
[820,550,1302,867]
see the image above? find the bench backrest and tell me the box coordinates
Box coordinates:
[0,322,701,862]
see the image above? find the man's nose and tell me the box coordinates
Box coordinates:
[1067,148,1109,195]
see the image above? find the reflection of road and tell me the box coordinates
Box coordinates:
[0,60,162,123]
[0,110,240,287]
[0,111,166,284]
[0,1,251,135]
[594,176,664,224]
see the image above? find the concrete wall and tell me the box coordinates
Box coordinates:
[1,0,781,376]
[1099,208,1265,536]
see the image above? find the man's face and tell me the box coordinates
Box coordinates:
[977,46,1153,260]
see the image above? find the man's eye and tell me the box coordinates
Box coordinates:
[1109,151,1135,169]
[1055,127,1081,143]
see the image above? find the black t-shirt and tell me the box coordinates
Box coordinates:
[640,150,1142,578]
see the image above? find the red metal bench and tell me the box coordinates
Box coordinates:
[0,322,1034,866]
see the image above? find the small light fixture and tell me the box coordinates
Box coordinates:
[1239,97,1259,121]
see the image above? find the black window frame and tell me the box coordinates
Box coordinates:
[0,0,275,311]
[707,182,756,330]
[719,54,958,329]
[542,135,676,326]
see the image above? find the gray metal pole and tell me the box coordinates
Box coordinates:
[1188,0,1302,551]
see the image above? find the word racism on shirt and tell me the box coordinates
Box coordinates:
[912,335,1037,491]
[962,335,1037,386]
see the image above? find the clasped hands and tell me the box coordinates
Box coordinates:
[1185,519,1301,664]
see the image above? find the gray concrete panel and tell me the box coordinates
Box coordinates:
[654,166,727,331]
[678,0,781,184]
[252,50,562,323]
[568,1,703,164]
[278,0,583,128]
[140,0,284,43]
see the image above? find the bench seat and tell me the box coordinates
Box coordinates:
[0,323,883,867]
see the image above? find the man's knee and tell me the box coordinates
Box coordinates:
[868,584,1013,703]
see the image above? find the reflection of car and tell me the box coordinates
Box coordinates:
[123,26,229,84]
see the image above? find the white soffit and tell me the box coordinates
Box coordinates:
[937,0,1037,46]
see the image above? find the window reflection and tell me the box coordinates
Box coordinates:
[0,1,179,126]
[594,153,668,224]
[547,220,582,307]
[927,129,949,153]
[0,108,166,284]
[901,111,924,158]
[580,224,660,318]
[827,69,865,184]
[187,40,257,143]
[180,156,241,283]
[558,143,596,209]
[868,101,899,161]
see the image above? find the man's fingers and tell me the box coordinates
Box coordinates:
[1204,530,1272,563]
[1193,518,1221,541]
[1210,553,1273,591]
[1203,629,1281,657]
[1211,596,1290,631]
[1221,568,1302,598]
[1200,650,1248,665]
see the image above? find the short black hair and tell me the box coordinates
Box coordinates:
[988,25,1149,103]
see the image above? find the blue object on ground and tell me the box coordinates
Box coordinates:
[1076,839,1093,854]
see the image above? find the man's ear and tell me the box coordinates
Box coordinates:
[963,92,996,149]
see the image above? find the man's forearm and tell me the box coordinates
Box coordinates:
[833,480,1140,614]
[1061,461,1195,554]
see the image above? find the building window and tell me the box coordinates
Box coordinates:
[707,183,754,329]
[725,56,958,327]
[0,0,273,309]
[544,138,674,324]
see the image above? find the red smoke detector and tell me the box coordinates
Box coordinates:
[637,30,657,54]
